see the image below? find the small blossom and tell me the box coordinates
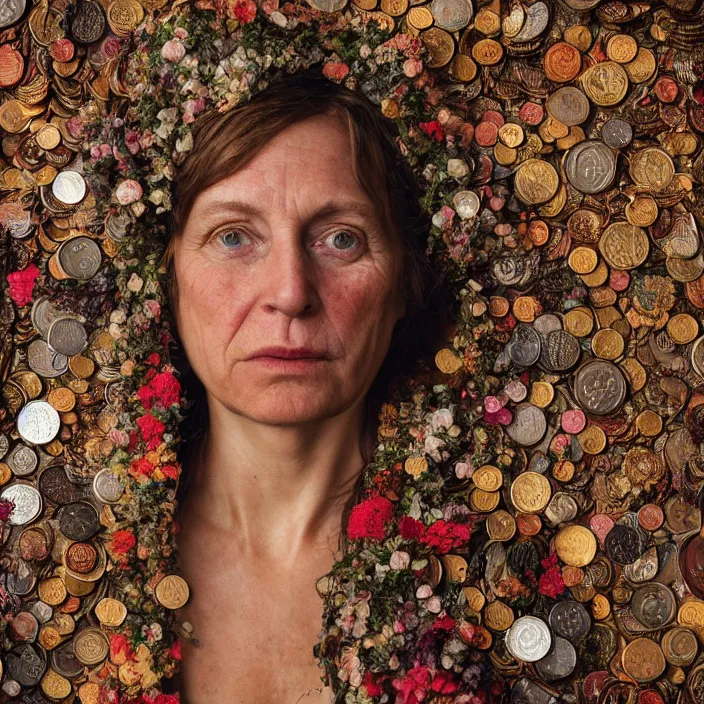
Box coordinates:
[161,38,186,63]
[7,263,40,307]
[389,550,410,570]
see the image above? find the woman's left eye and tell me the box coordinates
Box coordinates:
[325,230,360,251]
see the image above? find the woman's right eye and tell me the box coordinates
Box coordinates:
[217,230,251,249]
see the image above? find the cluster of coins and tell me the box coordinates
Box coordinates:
[397,0,704,702]
[0,0,187,700]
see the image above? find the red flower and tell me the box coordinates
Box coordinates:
[419,120,444,142]
[362,671,385,697]
[161,464,180,481]
[110,529,136,555]
[323,61,350,81]
[392,663,431,704]
[168,637,182,661]
[0,498,14,521]
[538,552,566,598]
[420,519,472,554]
[110,633,136,662]
[146,352,161,366]
[138,371,181,410]
[430,670,459,694]
[130,456,154,478]
[7,263,40,307]
[137,413,165,450]
[347,495,394,541]
[231,0,257,22]
[399,515,426,541]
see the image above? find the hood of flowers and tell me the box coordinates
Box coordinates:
[53,1,519,702]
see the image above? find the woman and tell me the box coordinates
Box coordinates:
[159,69,454,703]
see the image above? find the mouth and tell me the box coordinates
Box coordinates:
[247,356,326,371]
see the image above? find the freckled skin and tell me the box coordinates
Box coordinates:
[173,112,406,427]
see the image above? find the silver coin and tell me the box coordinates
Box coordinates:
[549,601,591,642]
[540,330,581,372]
[452,190,481,220]
[601,118,633,149]
[1,680,21,697]
[667,252,704,283]
[506,615,552,662]
[0,0,26,29]
[505,403,547,446]
[543,492,578,527]
[92,468,126,504]
[623,546,658,583]
[17,401,60,445]
[5,560,37,597]
[691,335,704,377]
[0,433,8,460]
[508,324,541,367]
[5,207,32,239]
[533,314,562,336]
[52,170,87,205]
[47,316,87,357]
[105,210,133,243]
[573,359,627,415]
[565,141,616,195]
[511,679,557,704]
[57,236,101,280]
[535,636,577,681]
[546,86,590,127]
[430,0,473,32]
[0,484,43,525]
[631,583,676,630]
[31,297,62,338]
[30,601,53,624]
[27,339,68,378]
[6,444,38,477]
[512,1,548,43]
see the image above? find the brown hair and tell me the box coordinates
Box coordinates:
[163,66,456,554]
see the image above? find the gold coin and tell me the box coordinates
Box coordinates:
[564,25,592,52]
[407,7,432,30]
[69,355,96,379]
[73,627,109,665]
[630,147,675,192]
[510,471,551,514]
[441,554,468,582]
[471,38,503,66]
[581,61,629,106]
[35,124,61,150]
[47,387,76,412]
[564,307,594,337]
[380,0,408,16]
[463,586,486,613]
[667,313,699,345]
[513,295,540,323]
[606,34,637,63]
[626,195,658,227]
[620,357,647,393]
[470,488,500,512]
[41,669,72,700]
[420,27,455,69]
[473,464,503,492]
[625,47,657,83]
[484,600,514,631]
[591,328,625,360]
[592,593,611,620]
[474,8,500,36]
[95,597,127,626]
[580,260,609,288]
[636,410,663,437]
[155,573,190,609]
[13,370,42,398]
[552,459,575,483]
[498,123,524,148]
[530,381,554,408]
[578,425,607,455]
[78,682,101,704]
[34,164,58,186]
[486,510,516,541]
[568,246,598,274]
[546,116,569,139]
[38,576,67,606]
[452,53,477,82]
[622,638,666,683]
[39,625,63,650]
[106,0,144,36]
[554,525,597,567]
[435,348,463,374]
[494,142,517,166]
[598,222,649,270]
[514,158,560,205]
[678,600,704,628]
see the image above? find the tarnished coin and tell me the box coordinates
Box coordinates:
[546,86,590,127]
[38,466,85,505]
[71,0,106,43]
[51,170,86,205]
[564,141,616,194]
[549,601,591,642]
[155,574,190,609]
[17,401,60,445]
[540,330,580,372]
[72,627,109,665]
[601,118,633,149]
[66,542,98,573]
[629,147,675,192]
[92,468,125,504]
[661,627,699,667]
[27,339,69,379]
[506,616,552,662]
[511,1,549,43]
[505,403,546,446]
[598,222,649,270]
[58,502,100,541]
[0,0,26,28]
[535,636,577,681]
[31,297,62,338]
[51,641,84,679]
[5,644,46,687]
[631,584,676,630]
[0,434,8,460]
[573,359,627,415]
[508,324,541,366]
[7,444,38,477]
[621,637,666,683]
[47,317,87,357]
[606,524,644,565]
[0,484,42,525]
[57,236,102,280]
[429,0,472,32]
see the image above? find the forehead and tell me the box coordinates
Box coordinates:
[188,113,380,220]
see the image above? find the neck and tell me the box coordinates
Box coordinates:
[178,394,367,566]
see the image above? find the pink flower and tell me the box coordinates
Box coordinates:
[144,298,161,319]
[261,0,279,13]
[403,57,423,78]
[115,179,142,205]
[230,0,257,23]
[323,61,350,82]
[7,263,40,307]
[125,130,141,155]
[161,38,186,63]
[392,663,431,704]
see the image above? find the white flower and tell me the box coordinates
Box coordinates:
[389,550,410,570]
[110,309,126,324]
[375,563,390,579]
[161,38,186,63]
[424,434,445,462]
[447,158,470,178]
[130,201,146,218]
[175,131,193,154]
[416,584,433,599]
[270,10,288,27]
[431,408,453,432]
[115,179,142,205]
[426,596,442,613]
[127,273,143,293]
[148,189,165,206]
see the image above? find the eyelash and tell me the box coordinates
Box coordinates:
[211,228,362,254]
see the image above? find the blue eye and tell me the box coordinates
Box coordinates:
[219,230,249,248]
[328,230,358,250]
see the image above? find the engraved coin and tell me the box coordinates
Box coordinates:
[606,524,644,565]
[506,616,552,662]
[38,465,85,505]
[52,170,86,205]
[631,583,676,630]
[27,339,69,379]
[6,444,38,477]
[573,359,627,415]
[514,158,559,205]
[661,627,699,667]
[92,468,125,504]
[564,141,616,194]
[155,574,190,609]
[5,644,46,687]
[31,297,62,338]
[58,502,100,541]
[70,0,106,43]
[17,401,60,445]
[0,0,26,29]
[508,324,541,366]
[505,403,546,446]
[546,86,590,126]
[57,236,101,280]
[540,330,581,372]
[549,601,591,642]
[47,317,87,357]
[0,433,8,460]
[72,627,109,665]
[601,118,633,149]
[0,484,42,525]
[429,0,473,32]
[535,636,577,681]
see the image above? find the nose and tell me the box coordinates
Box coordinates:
[259,231,317,318]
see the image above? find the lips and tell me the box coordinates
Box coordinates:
[247,346,325,360]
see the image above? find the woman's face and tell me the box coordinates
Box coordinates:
[172,113,407,425]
